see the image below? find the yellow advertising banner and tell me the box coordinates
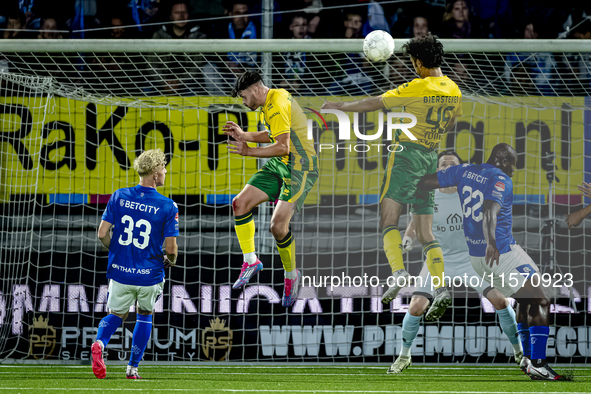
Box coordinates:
[0,96,585,203]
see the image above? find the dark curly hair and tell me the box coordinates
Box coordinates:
[438,150,463,167]
[231,71,263,98]
[401,33,445,68]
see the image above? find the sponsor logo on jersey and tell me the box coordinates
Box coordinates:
[499,176,505,180]
[446,213,462,224]
[111,263,152,275]
[465,237,487,245]
[175,212,179,222]
[494,182,505,192]
[464,172,488,184]
[120,199,161,214]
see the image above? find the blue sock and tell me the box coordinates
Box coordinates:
[129,314,153,367]
[496,306,520,345]
[517,323,531,357]
[529,326,549,362]
[96,314,123,347]
[400,312,421,356]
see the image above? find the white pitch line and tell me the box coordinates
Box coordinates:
[0,389,590,394]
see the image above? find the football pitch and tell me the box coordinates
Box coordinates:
[0,365,590,393]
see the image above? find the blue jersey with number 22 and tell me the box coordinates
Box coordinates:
[437,163,515,257]
[102,185,179,286]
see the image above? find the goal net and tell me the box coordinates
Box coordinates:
[0,38,589,363]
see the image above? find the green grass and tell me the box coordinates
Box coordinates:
[0,365,590,393]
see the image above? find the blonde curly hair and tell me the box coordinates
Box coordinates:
[134,149,167,177]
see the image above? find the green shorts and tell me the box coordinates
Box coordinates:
[247,157,318,212]
[379,142,437,215]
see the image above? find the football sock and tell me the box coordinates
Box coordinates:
[129,314,153,368]
[235,212,257,264]
[276,231,295,273]
[530,325,549,366]
[383,225,404,273]
[96,314,123,347]
[517,323,531,357]
[400,312,421,357]
[496,306,521,353]
[423,241,445,290]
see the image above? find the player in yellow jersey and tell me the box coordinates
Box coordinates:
[322,34,462,321]
[224,71,318,307]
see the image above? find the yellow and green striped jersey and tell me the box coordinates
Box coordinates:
[260,89,317,172]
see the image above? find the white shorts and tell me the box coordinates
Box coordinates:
[470,244,540,298]
[106,279,164,314]
[413,254,490,297]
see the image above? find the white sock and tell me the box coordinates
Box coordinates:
[285,269,297,280]
[244,252,257,265]
[400,346,411,357]
[96,340,104,350]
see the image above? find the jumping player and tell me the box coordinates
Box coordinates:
[322,33,462,320]
[225,71,318,307]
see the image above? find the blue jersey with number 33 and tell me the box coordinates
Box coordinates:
[102,185,179,286]
[437,163,515,257]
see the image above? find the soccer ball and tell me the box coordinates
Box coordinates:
[363,30,395,63]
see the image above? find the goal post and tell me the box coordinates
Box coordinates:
[0,39,589,363]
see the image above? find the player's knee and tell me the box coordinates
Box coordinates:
[408,296,429,316]
[269,221,288,240]
[232,196,247,216]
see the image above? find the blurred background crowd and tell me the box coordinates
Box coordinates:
[0,0,590,97]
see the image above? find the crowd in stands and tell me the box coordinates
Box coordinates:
[0,0,590,96]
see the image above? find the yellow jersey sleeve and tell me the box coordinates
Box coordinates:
[381,79,424,110]
[267,93,291,140]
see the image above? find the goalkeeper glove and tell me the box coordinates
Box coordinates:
[402,236,414,252]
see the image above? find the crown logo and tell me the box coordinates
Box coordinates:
[209,317,227,330]
[32,316,49,329]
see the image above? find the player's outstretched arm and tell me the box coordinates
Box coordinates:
[566,203,591,229]
[482,200,501,267]
[97,220,113,251]
[321,96,384,113]
[417,173,441,191]
[164,236,178,267]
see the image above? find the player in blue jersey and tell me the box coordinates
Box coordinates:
[388,151,522,374]
[91,149,179,380]
[417,143,564,381]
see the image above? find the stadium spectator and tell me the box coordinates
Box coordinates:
[278,13,312,93]
[282,0,323,36]
[327,12,373,95]
[504,21,557,95]
[108,17,127,39]
[149,1,206,95]
[344,12,363,38]
[439,0,483,38]
[2,11,30,39]
[152,1,206,39]
[37,18,63,39]
[413,15,429,38]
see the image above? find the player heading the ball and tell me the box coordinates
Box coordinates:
[92,148,179,380]
[322,33,462,321]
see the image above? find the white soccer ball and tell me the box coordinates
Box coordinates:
[363,30,395,63]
